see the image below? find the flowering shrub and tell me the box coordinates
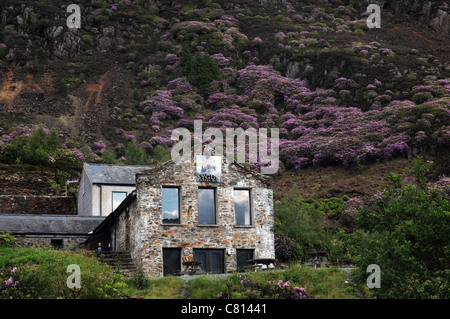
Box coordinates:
[0,248,126,299]
[167,77,194,95]
[218,275,308,299]
[205,93,238,109]
[274,234,303,262]
[211,53,231,67]
[138,90,184,119]
[1,266,21,299]
[0,266,39,299]
[93,141,106,155]
[429,177,450,198]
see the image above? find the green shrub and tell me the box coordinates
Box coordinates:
[0,247,126,299]
[219,274,308,299]
[128,272,151,290]
[0,232,18,248]
[274,187,332,254]
[353,159,450,298]
[180,47,221,97]
[185,265,357,299]
[0,266,40,299]
[7,126,62,166]
[59,77,82,93]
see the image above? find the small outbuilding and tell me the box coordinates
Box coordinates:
[0,214,104,249]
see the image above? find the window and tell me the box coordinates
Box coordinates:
[194,249,224,274]
[112,192,127,211]
[51,239,63,250]
[163,248,181,276]
[236,249,254,271]
[198,188,216,224]
[162,187,180,224]
[234,189,251,225]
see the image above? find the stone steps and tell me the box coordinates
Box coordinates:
[97,251,138,277]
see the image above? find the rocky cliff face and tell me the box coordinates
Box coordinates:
[0,0,449,179]
[359,0,450,38]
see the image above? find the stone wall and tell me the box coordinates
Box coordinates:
[14,235,88,250]
[122,159,274,278]
[114,199,137,253]
[0,195,76,215]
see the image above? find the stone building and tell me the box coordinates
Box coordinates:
[88,156,275,278]
[0,214,104,249]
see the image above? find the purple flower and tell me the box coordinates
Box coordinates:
[4,277,13,286]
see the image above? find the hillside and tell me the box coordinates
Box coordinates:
[1,0,449,300]
[0,0,449,196]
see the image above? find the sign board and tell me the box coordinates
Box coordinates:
[196,155,222,182]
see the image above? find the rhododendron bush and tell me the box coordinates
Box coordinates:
[2,59,447,170]
[130,59,450,170]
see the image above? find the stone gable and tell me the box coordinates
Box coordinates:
[116,157,274,278]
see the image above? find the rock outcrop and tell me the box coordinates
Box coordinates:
[360,0,450,38]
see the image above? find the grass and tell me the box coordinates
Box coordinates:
[185,276,226,299]
[186,264,357,299]
[1,247,360,299]
[124,275,184,299]
[126,264,361,299]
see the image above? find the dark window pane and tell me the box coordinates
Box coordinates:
[236,249,254,271]
[163,248,181,276]
[198,188,215,224]
[112,192,127,211]
[194,249,224,274]
[209,251,223,274]
[235,189,251,225]
[162,187,180,224]
[194,251,207,272]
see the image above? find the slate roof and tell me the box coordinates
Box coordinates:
[0,215,105,235]
[83,163,151,185]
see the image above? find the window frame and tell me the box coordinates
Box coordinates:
[234,188,252,226]
[162,186,181,225]
[112,191,127,212]
[197,187,217,225]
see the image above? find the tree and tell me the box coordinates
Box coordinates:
[353,158,450,298]
[275,186,331,254]
[152,145,171,163]
[101,149,118,164]
[21,126,51,165]
[124,140,147,165]
[46,128,61,151]
[181,47,221,97]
